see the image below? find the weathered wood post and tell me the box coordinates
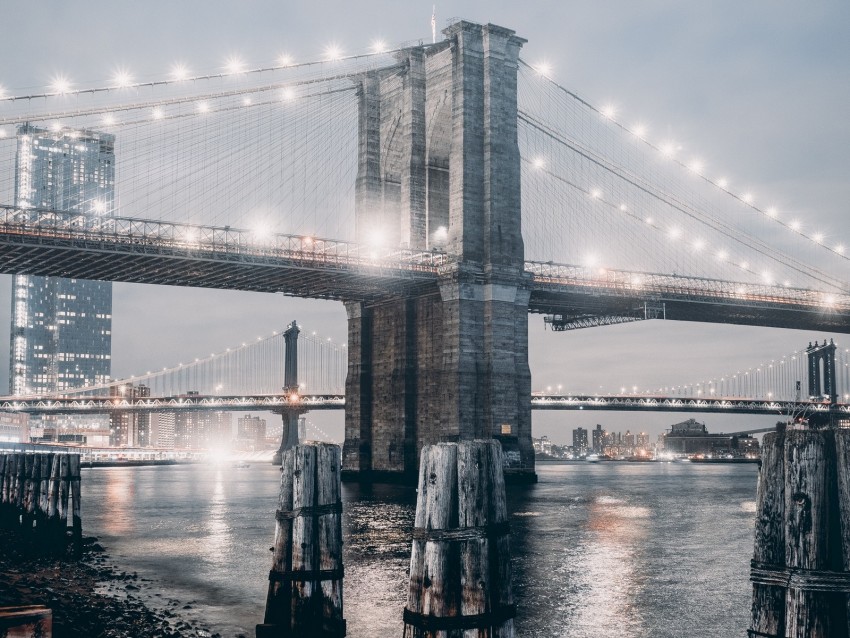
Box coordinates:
[749,428,850,638]
[836,429,850,637]
[403,440,515,638]
[37,454,52,537]
[0,454,7,524]
[257,442,345,638]
[68,454,82,553]
[750,430,786,636]
[57,454,70,543]
[46,454,62,546]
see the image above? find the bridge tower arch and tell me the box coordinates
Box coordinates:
[344,20,534,482]
[806,339,838,404]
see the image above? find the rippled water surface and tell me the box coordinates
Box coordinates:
[81,461,758,637]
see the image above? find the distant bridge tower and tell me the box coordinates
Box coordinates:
[273,320,302,464]
[344,20,534,482]
[806,339,838,403]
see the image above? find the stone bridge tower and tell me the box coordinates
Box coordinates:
[343,21,534,482]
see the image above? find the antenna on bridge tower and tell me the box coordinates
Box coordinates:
[431,5,437,43]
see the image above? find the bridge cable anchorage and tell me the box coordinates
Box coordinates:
[517,58,849,263]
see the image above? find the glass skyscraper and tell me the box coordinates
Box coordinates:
[9,124,114,397]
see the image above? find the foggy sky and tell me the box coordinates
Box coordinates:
[1,0,848,443]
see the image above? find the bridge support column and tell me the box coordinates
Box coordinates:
[342,21,534,483]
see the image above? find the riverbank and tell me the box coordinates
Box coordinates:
[0,529,220,638]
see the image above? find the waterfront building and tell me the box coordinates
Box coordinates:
[237,414,267,450]
[592,424,604,453]
[108,384,151,447]
[151,413,176,448]
[572,427,588,453]
[661,418,733,455]
[0,412,29,443]
[9,125,115,396]
[9,125,115,441]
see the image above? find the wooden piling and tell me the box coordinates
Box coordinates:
[750,431,786,636]
[257,442,345,638]
[57,454,70,541]
[37,454,52,535]
[749,429,850,638]
[403,440,515,638]
[835,429,850,638]
[47,453,62,543]
[69,454,82,552]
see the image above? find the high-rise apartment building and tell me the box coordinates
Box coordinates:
[572,427,589,453]
[9,125,115,397]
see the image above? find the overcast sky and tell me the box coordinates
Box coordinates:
[0,0,848,444]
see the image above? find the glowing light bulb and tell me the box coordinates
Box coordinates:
[196,101,209,113]
[583,253,599,268]
[813,232,824,244]
[51,76,71,94]
[668,227,681,240]
[171,64,190,81]
[742,193,754,204]
[739,261,749,270]
[152,107,164,120]
[601,104,616,119]
[619,204,627,212]
[717,178,728,189]
[790,220,801,231]
[836,245,845,255]
[92,200,107,214]
[688,159,704,174]
[278,54,293,67]
[532,157,545,169]
[693,239,705,251]
[225,56,243,74]
[242,96,252,106]
[645,216,653,225]
[660,142,675,156]
[824,294,837,307]
[281,87,295,101]
[50,121,62,132]
[325,45,343,61]
[590,188,602,199]
[103,113,115,126]
[372,39,387,54]
[632,124,647,138]
[535,61,552,77]
[761,271,772,283]
[765,206,777,218]
[113,70,133,88]
[0,129,6,138]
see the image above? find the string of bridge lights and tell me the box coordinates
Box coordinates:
[0,40,398,104]
[523,60,848,261]
[524,156,844,302]
[58,325,346,397]
[526,156,802,292]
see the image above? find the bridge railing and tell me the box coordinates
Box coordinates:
[525,260,850,310]
[0,205,449,272]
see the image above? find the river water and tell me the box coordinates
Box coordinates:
[80,461,758,637]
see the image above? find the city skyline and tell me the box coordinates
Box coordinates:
[0,1,847,442]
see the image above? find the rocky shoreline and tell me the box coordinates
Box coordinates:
[0,529,221,638]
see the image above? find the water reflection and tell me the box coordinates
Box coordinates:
[80,462,757,638]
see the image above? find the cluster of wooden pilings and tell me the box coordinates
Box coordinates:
[750,427,850,637]
[0,452,82,553]
[259,439,514,638]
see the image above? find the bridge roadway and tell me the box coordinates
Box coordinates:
[2,392,846,418]
[1,207,848,333]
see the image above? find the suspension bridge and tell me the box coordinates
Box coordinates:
[1,20,848,480]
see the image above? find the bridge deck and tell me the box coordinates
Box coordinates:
[1,207,848,332]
